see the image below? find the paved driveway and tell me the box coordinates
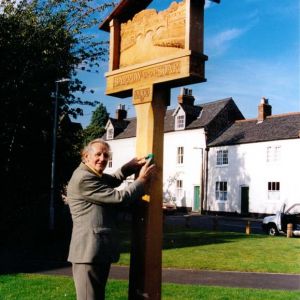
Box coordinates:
[35,263,300,291]
[164,214,264,234]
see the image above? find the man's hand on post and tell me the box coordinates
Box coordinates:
[121,157,145,177]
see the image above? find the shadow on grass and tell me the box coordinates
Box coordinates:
[163,230,246,249]
[119,222,265,253]
[0,226,72,275]
[0,217,265,275]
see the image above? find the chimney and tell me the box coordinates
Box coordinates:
[178,88,195,106]
[258,97,272,122]
[115,104,127,120]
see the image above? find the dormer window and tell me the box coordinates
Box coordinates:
[176,115,185,130]
[105,120,115,140]
[107,128,114,140]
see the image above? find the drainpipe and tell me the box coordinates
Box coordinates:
[203,147,209,212]
[203,129,209,213]
[199,147,204,214]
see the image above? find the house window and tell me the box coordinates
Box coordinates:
[108,152,113,168]
[177,146,184,164]
[216,150,228,166]
[274,146,281,161]
[176,115,185,130]
[215,181,227,201]
[107,128,114,140]
[266,146,281,162]
[266,146,272,162]
[176,180,183,199]
[268,181,280,201]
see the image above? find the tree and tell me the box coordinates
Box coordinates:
[83,103,109,144]
[90,103,110,128]
[0,0,115,239]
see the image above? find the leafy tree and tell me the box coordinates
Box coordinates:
[90,103,110,128]
[0,0,115,238]
[83,103,109,144]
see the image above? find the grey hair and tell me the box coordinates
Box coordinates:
[81,138,110,162]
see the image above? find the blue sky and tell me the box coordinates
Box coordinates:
[74,0,300,127]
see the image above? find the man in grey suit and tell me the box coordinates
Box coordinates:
[67,138,155,300]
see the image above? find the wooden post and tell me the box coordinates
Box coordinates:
[185,0,204,53]
[129,85,170,300]
[109,19,120,71]
[245,221,251,235]
[287,223,293,238]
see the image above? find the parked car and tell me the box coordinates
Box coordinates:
[262,203,300,236]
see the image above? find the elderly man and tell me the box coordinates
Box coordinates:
[67,138,155,300]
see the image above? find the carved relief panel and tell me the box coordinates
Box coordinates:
[120,1,186,67]
[100,0,206,97]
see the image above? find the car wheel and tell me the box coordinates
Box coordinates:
[268,225,279,236]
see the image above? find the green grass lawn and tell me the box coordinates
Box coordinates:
[1,274,299,300]
[1,227,299,299]
[118,228,300,274]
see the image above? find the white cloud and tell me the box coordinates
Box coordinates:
[205,0,221,9]
[207,28,246,56]
[204,1,212,9]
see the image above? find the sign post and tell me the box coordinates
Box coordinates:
[99,1,218,298]
[129,85,169,299]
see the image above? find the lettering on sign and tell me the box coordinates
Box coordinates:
[133,88,151,104]
[113,61,181,88]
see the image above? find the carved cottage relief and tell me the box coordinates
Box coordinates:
[119,0,186,68]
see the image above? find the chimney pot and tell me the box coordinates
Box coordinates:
[178,88,195,106]
[261,97,269,104]
[115,104,127,120]
[258,97,271,122]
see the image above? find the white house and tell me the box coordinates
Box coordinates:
[103,90,300,215]
[104,88,244,212]
[206,98,300,215]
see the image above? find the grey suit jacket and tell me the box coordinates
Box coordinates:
[67,162,144,264]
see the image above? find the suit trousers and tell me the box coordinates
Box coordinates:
[72,262,111,300]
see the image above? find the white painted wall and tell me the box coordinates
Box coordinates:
[105,127,206,210]
[163,128,206,209]
[106,137,137,173]
[206,138,300,214]
[105,137,137,190]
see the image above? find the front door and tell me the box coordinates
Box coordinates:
[193,186,200,212]
[241,186,249,215]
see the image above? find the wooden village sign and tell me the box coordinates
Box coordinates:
[100,1,220,299]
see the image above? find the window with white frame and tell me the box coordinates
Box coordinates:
[268,181,280,201]
[108,152,113,168]
[175,114,185,130]
[215,181,227,201]
[216,150,228,166]
[177,146,184,164]
[176,179,183,199]
[274,146,281,161]
[266,145,281,162]
[107,128,114,140]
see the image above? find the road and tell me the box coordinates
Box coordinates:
[164,214,264,234]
